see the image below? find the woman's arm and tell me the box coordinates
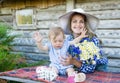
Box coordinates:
[69,28,88,45]
[60,55,96,73]
[72,57,82,67]
[60,55,82,67]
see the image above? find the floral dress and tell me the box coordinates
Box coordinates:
[67,35,108,73]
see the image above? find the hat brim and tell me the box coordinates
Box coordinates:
[59,9,99,34]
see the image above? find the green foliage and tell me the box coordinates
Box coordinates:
[0,23,16,53]
[0,23,27,72]
[0,52,26,72]
[0,23,49,72]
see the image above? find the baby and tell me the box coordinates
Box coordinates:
[34,27,86,83]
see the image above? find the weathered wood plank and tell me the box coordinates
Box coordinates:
[11,46,48,54]
[108,59,120,67]
[9,30,33,38]
[0,15,13,22]
[103,48,120,58]
[13,38,35,46]
[107,66,120,72]
[87,10,120,20]
[13,38,48,46]
[101,38,120,47]
[36,5,65,12]
[36,11,65,20]
[0,8,12,14]
[25,29,119,39]
[98,20,120,29]
[96,30,120,38]
[76,1,120,11]
[9,30,48,38]
[0,22,13,26]
[39,30,49,38]
[24,53,49,61]
[11,51,49,61]
[13,26,37,30]
[37,20,59,28]
[76,0,116,3]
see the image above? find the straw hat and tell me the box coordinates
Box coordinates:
[59,8,99,34]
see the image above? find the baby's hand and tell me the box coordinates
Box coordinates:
[33,31,43,43]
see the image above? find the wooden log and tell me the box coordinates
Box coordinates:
[13,38,48,46]
[76,1,120,11]
[87,10,120,20]
[11,51,49,61]
[36,5,65,12]
[0,8,12,14]
[96,30,120,38]
[37,20,59,29]
[76,0,114,3]
[23,52,49,61]
[0,15,13,22]
[36,11,65,20]
[11,46,48,54]
[9,30,48,38]
[108,59,120,67]
[98,20,120,29]
[107,66,120,72]
[103,48,120,58]
[100,38,120,47]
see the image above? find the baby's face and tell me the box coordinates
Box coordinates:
[50,33,64,49]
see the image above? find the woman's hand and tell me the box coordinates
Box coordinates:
[79,28,88,39]
[60,55,73,66]
[72,28,88,44]
[33,31,43,43]
[60,54,82,67]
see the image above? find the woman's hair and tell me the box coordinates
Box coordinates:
[48,27,65,40]
[69,12,97,39]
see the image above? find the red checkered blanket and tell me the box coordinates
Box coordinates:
[0,66,120,83]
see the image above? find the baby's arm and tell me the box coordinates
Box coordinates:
[33,31,48,51]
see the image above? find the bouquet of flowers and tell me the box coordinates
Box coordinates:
[68,40,101,65]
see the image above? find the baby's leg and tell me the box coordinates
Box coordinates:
[66,68,75,76]
[50,66,58,74]
[66,68,86,83]
[66,68,76,83]
[74,72,86,82]
[45,66,58,81]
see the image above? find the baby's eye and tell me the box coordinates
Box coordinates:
[59,40,63,42]
[59,41,62,42]
[53,40,56,43]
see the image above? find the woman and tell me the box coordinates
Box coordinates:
[59,8,108,73]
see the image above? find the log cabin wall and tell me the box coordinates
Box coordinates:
[0,0,120,72]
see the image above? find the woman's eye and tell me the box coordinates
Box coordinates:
[72,20,77,23]
[79,20,85,23]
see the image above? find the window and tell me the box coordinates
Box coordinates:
[16,9,33,26]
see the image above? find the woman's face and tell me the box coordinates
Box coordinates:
[71,14,85,35]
